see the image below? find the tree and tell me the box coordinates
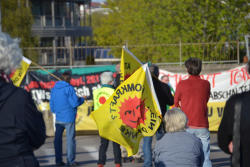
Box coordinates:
[83,12,108,45]
[85,55,95,65]
[1,0,38,62]
[95,0,250,63]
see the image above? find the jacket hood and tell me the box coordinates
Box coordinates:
[0,78,17,109]
[54,81,71,89]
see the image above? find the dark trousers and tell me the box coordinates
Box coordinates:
[98,137,122,165]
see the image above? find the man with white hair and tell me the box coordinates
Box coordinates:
[93,72,122,167]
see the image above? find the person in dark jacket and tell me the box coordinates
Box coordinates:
[217,61,250,167]
[114,63,121,89]
[143,64,174,167]
[160,75,175,111]
[50,72,86,166]
[0,32,46,167]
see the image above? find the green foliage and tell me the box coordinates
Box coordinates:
[81,12,109,45]
[95,0,250,63]
[86,55,95,65]
[1,0,39,62]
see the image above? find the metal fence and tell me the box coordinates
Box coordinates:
[23,39,240,69]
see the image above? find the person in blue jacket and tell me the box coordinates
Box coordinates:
[50,72,86,166]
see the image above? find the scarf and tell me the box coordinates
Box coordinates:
[0,70,13,84]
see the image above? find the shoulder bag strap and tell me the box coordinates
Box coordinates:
[232,92,244,167]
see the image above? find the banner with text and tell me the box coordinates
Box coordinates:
[20,65,116,130]
[159,65,250,131]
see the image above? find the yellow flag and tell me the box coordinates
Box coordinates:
[120,46,143,84]
[91,64,162,156]
[10,56,31,87]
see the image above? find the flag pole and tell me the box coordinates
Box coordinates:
[31,62,89,104]
[31,62,61,81]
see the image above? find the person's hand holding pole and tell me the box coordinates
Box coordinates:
[82,95,89,104]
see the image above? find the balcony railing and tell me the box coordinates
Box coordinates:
[33,15,80,27]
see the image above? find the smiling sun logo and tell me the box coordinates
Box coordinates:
[118,96,148,129]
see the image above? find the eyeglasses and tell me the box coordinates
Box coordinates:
[162,79,169,83]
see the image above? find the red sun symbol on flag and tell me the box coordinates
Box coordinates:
[124,73,131,80]
[118,96,148,129]
[99,96,106,104]
[124,70,135,80]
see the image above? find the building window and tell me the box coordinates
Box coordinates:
[54,2,64,26]
[65,2,72,26]
[44,1,52,26]
[31,0,89,28]
[73,3,80,26]
[31,1,41,26]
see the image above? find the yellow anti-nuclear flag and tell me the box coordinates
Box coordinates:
[10,56,31,87]
[91,63,162,156]
[120,46,143,84]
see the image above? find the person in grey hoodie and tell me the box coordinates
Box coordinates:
[153,108,204,167]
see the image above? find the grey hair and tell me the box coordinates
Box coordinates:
[0,32,23,75]
[164,108,188,133]
[149,64,159,77]
[161,75,169,81]
[101,72,113,85]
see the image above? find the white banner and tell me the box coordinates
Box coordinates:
[159,65,250,102]
[159,65,250,131]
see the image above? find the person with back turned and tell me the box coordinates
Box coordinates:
[174,58,211,167]
[93,72,122,167]
[218,61,250,167]
[50,72,86,166]
[0,32,46,167]
[142,64,174,167]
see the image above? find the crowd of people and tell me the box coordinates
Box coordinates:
[0,31,250,167]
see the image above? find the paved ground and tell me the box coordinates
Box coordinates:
[35,132,230,167]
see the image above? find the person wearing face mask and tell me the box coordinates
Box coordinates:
[93,72,122,167]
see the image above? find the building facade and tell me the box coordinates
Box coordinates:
[30,0,92,65]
